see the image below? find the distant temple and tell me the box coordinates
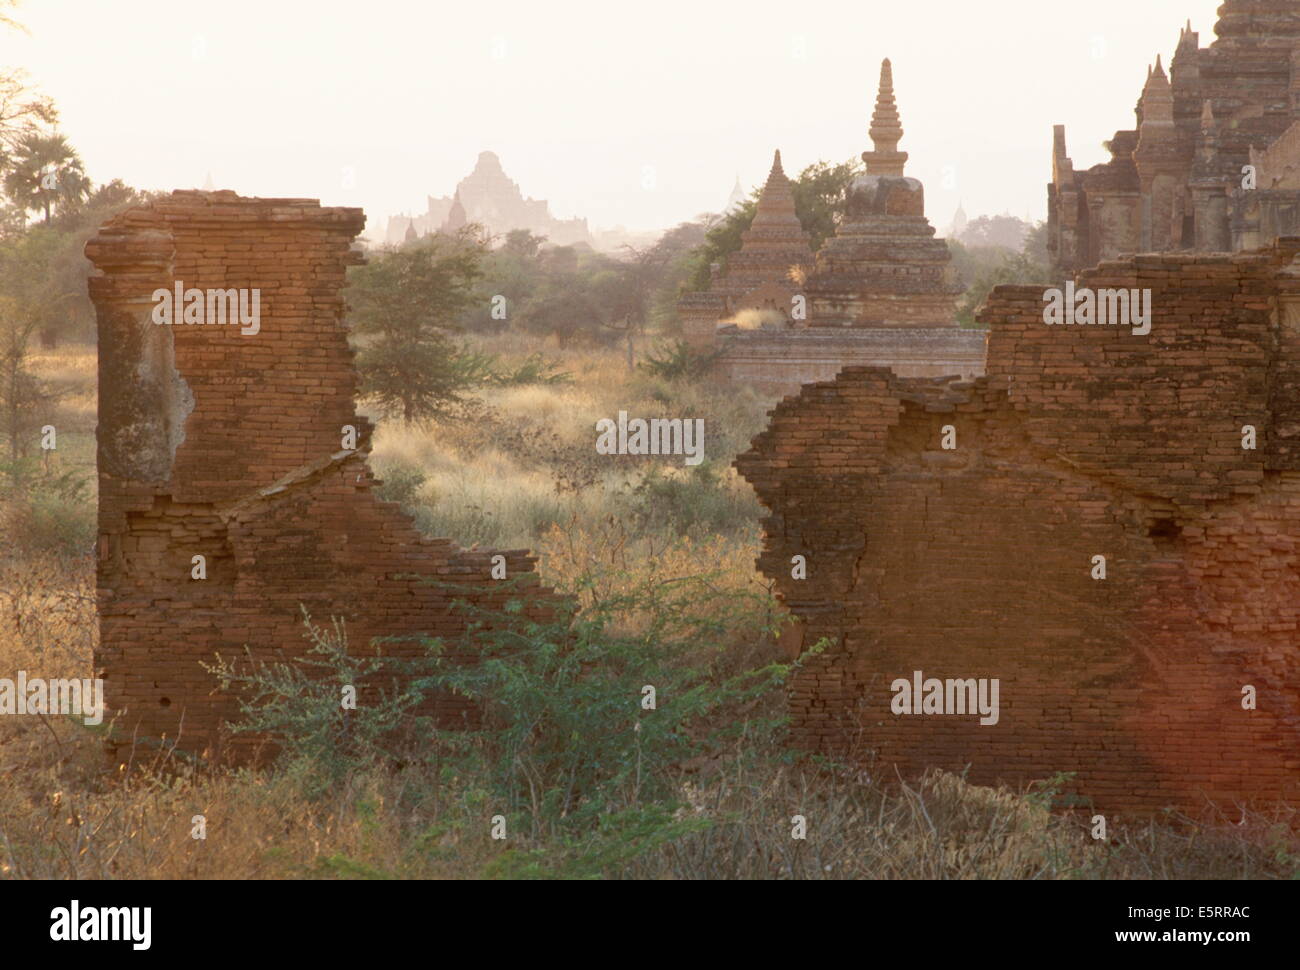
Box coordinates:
[949,202,969,239]
[441,191,468,234]
[679,60,984,394]
[677,151,812,327]
[725,176,749,214]
[804,58,963,329]
[386,151,590,246]
[1049,1,1300,275]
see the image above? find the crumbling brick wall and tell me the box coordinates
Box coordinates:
[736,240,1300,818]
[87,191,547,761]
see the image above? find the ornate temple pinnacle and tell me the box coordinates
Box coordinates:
[751,147,802,229]
[864,58,909,176]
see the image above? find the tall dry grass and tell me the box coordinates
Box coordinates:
[369,338,770,554]
[1,341,1297,880]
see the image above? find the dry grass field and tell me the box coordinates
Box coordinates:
[1,340,1297,880]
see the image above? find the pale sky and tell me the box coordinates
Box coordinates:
[8,0,1224,239]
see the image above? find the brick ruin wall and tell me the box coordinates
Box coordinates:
[736,241,1300,818]
[87,191,548,762]
[714,327,987,397]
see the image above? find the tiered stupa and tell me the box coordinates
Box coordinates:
[716,150,813,314]
[679,60,984,391]
[678,150,814,346]
[805,60,962,328]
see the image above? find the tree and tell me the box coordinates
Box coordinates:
[0,5,58,161]
[0,228,78,460]
[353,334,493,424]
[957,215,1032,251]
[953,231,1057,328]
[685,199,755,292]
[518,286,599,348]
[460,231,551,333]
[502,229,546,259]
[0,293,42,462]
[790,158,863,251]
[684,157,863,291]
[345,229,487,424]
[1022,220,1050,267]
[37,180,151,346]
[645,221,708,329]
[0,69,55,156]
[608,243,676,369]
[2,133,90,225]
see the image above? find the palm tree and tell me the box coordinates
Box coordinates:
[2,133,90,225]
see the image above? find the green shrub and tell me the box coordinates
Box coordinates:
[398,574,791,856]
[218,572,796,875]
[205,611,419,798]
[485,353,572,387]
[618,462,759,538]
[0,459,94,559]
[638,340,718,381]
[373,459,427,507]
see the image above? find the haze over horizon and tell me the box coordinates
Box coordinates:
[10,0,1224,240]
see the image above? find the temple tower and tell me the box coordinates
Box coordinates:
[676,149,814,345]
[1049,2,1300,273]
[440,191,468,234]
[1135,57,1183,250]
[715,150,814,319]
[805,59,961,329]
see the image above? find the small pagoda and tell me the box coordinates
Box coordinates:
[678,149,814,346]
[805,59,962,328]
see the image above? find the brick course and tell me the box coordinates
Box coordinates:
[87,191,549,761]
[736,240,1300,818]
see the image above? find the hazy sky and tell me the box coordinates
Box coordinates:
[9,0,1224,239]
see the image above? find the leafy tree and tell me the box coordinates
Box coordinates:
[0,292,67,463]
[790,158,863,251]
[957,214,1033,251]
[466,222,713,348]
[353,335,493,424]
[346,229,488,423]
[645,221,708,329]
[461,233,552,334]
[1022,220,1050,267]
[2,133,90,225]
[35,181,151,346]
[592,243,678,369]
[685,199,755,292]
[0,69,55,157]
[517,284,601,348]
[953,230,1057,328]
[684,157,863,291]
[0,227,80,456]
[0,7,58,160]
[501,229,545,259]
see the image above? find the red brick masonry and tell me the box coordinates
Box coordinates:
[737,240,1300,818]
[87,192,548,761]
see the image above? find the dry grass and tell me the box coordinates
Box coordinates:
[369,338,770,553]
[725,308,789,330]
[24,343,98,471]
[1,340,1297,880]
